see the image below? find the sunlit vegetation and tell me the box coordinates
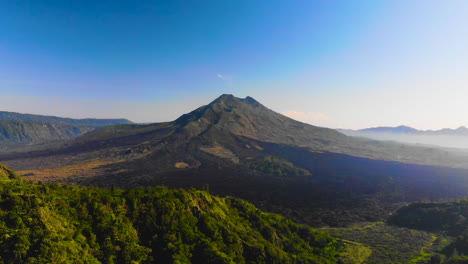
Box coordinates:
[323,222,449,264]
[335,240,372,264]
[249,156,309,177]
[388,199,468,264]
[17,160,119,182]
[174,162,190,169]
[200,145,240,163]
[0,163,346,263]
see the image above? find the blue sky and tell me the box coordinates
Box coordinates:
[1,0,467,129]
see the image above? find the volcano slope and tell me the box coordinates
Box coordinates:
[3,94,468,227]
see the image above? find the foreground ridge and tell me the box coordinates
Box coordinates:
[0,163,345,263]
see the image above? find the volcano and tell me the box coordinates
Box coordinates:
[3,94,468,226]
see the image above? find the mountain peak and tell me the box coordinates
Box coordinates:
[175,94,250,125]
[395,125,418,132]
[209,94,263,109]
[173,94,342,148]
[359,125,418,134]
[211,94,237,104]
[241,96,261,106]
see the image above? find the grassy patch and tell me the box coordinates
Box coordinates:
[323,222,443,264]
[200,145,240,163]
[17,160,119,182]
[174,162,190,168]
[338,240,372,264]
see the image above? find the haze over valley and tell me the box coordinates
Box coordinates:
[339,126,468,150]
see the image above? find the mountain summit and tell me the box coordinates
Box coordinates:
[175,94,344,149]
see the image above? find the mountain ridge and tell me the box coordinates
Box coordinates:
[0,163,345,263]
[0,110,133,128]
[0,119,94,145]
[340,125,468,136]
[0,111,133,146]
[339,125,468,149]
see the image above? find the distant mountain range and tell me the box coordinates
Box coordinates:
[3,94,468,228]
[0,111,132,145]
[339,125,468,136]
[339,125,468,149]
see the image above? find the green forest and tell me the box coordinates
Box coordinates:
[389,200,468,264]
[0,163,344,264]
[249,156,310,177]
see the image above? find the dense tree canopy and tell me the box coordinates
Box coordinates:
[389,199,468,264]
[0,163,343,264]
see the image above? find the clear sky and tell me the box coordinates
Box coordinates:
[1,0,468,129]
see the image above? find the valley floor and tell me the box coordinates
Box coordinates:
[323,222,451,264]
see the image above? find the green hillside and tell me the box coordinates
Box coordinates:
[0,163,344,264]
[389,199,468,264]
[0,163,20,181]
